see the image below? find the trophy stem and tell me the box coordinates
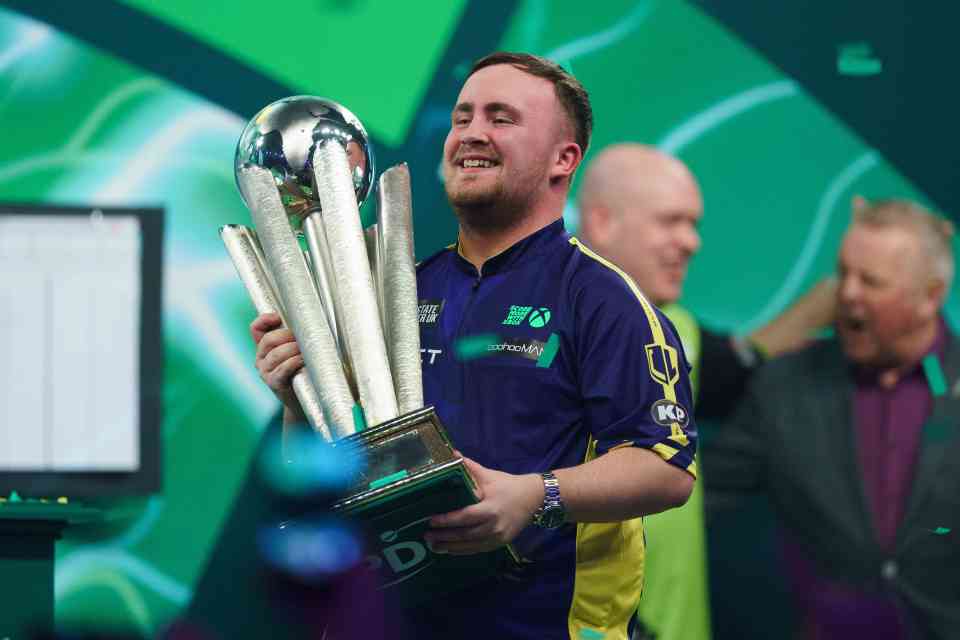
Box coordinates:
[313,142,399,428]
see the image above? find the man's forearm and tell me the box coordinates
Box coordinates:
[424,446,694,555]
[554,446,694,522]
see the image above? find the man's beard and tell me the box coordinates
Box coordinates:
[445,170,540,233]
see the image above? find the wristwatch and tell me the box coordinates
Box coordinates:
[531,471,565,529]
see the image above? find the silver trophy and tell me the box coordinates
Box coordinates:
[221,96,517,606]
[229,96,395,437]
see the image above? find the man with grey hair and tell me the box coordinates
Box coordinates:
[705,197,960,639]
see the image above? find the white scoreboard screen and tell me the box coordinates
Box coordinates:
[0,204,162,495]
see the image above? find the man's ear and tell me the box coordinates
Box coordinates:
[852,194,869,215]
[920,276,948,320]
[551,142,583,184]
[580,203,616,249]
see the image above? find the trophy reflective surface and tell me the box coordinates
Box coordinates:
[223,96,517,607]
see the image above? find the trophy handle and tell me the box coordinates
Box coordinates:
[220,224,333,442]
[238,165,359,438]
[376,164,424,414]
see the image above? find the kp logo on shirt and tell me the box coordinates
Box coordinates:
[651,398,690,429]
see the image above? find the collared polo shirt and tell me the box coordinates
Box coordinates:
[409,219,697,640]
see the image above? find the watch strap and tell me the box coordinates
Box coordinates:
[532,471,564,528]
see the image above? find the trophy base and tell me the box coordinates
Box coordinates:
[332,406,518,608]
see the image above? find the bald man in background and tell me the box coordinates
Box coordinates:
[578,143,835,640]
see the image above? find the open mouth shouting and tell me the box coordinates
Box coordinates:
[838,313,868,334]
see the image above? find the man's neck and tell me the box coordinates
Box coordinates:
[875,317,942,389]
[457,209,562,272]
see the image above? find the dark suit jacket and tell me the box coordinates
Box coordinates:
[703,334,960,639]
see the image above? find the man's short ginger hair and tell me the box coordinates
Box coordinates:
[468,51,593,155]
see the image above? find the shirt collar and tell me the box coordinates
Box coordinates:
[452,218,567,277]
[853,317,949,386]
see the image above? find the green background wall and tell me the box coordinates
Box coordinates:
[0,0,956,634]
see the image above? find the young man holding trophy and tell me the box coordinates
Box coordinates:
[248,53,696,639]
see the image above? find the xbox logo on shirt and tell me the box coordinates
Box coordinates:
[529,307,551,328]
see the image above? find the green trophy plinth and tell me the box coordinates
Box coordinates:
[0,502,102,636]
[332,406,519,608]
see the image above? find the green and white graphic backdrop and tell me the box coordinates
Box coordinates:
[0,0,954,633]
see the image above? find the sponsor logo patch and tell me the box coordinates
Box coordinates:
[486,337,545,362]
[651,399,690,429]
[419,347,442,365]
[503,305,552,327]
[417,299,444,325]
[502,305,533,326]
[645,343,680,387]
[528,307,551,328]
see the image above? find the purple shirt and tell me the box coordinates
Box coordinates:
[784,320,947,640]
[854,321,946,553]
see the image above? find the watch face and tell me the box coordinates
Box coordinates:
[539,506,565,529]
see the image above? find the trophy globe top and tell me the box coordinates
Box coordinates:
[234,95,375,233]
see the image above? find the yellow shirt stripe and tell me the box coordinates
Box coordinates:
[565,239,697,639]
[569,238,689,447]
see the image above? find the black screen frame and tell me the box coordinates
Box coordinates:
[0,203,163,497]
